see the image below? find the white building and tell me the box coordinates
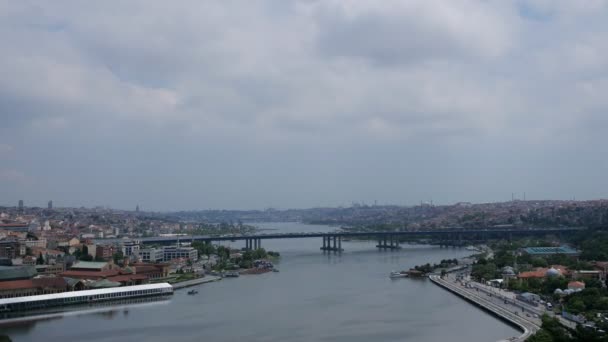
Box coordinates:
[122,240,140,257]
[162,246,198,261]
[140,248,164,263]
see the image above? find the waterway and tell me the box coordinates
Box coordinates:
[2,222,519,342]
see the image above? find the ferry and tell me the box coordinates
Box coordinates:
[389,271,408,279]
[0,283,173,314]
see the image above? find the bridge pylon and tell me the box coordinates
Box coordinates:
[320,235,343,252]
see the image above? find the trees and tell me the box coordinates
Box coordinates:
[113,251,124,264]
[36,253,44,265]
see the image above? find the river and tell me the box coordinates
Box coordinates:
[2,222,519,342]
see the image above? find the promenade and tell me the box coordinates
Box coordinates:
[172,276,222,289]
[429,274,540,342]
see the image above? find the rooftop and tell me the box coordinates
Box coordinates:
[522,246,580,255]
[70,261,109,270]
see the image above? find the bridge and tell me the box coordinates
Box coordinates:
[124,227,585,252]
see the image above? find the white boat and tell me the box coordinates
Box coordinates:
[389,271,408,278]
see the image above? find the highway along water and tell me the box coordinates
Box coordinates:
[2,222,519,342]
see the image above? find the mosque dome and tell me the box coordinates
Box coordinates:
[546,267,561,277]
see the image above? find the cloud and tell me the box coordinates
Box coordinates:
[0,169,30,185]
[0,144,14,155]
[0,1,608,209]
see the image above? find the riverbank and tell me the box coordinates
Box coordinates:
[429,274,539,342]
[172,276,222,289]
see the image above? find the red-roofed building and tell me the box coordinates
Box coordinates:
[568,281,586,290]
[0,277,69,299]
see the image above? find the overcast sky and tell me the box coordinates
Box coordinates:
[1,1,608,211]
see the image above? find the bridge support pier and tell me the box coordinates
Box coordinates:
[376,235,402,250]
[320,235,343,252]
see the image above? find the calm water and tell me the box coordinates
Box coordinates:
[2,223,519,342]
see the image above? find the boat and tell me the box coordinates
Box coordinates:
[187,289,198,295]
[389,270,408,278]
[223,271,240,278]
[272,268,279,272]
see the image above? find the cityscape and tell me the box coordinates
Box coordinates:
[2,1,608,342]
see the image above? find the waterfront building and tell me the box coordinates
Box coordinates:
[0,277,69,299]
[60,261,149,286]
[132,263,169,279]
[0,283,174,313]
[162,246,198,262]
[140,248,163,263]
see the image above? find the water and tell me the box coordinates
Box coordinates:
[2,223,519,342]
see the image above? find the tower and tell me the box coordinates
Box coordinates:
[136,205,140,212]
[48,200,53,209]
[18,200,23,210]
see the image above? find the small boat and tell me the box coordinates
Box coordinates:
[223,271,240,278]
[272,268,279,272]
[187,290,198,295]
[389,270,408,278]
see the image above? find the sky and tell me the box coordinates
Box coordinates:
[1,1,608,211]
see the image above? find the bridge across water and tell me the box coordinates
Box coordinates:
[120,227,585,252]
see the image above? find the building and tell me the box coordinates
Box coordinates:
[0,265,37,282]
[0,239,24,259]
[122,240,140,257]
[568,281,586,291]
[35,263,65,276]
[0,223,30,232]
[140,248,163,263]
[518,265,570,280]
[48,200,53,209]
[60,261,148,286]
[18,200,23,210]
[23,237,47,249]
[521,246,580,258]
[95,245,115,260]
[516,292,541,305]
[0,277,69,299]
[69,261,113,272]
[162,246,198,262]
[132,263,169,279]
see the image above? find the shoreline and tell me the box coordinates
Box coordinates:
[429,274,539,342]
[171,276,222,289]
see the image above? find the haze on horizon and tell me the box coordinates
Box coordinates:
[1,1,608,211]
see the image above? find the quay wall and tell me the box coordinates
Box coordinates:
[429,275,538,342]
[172,276,221,289]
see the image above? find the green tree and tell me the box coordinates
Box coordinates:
[36,253,44,265]
[113,251,124,264]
